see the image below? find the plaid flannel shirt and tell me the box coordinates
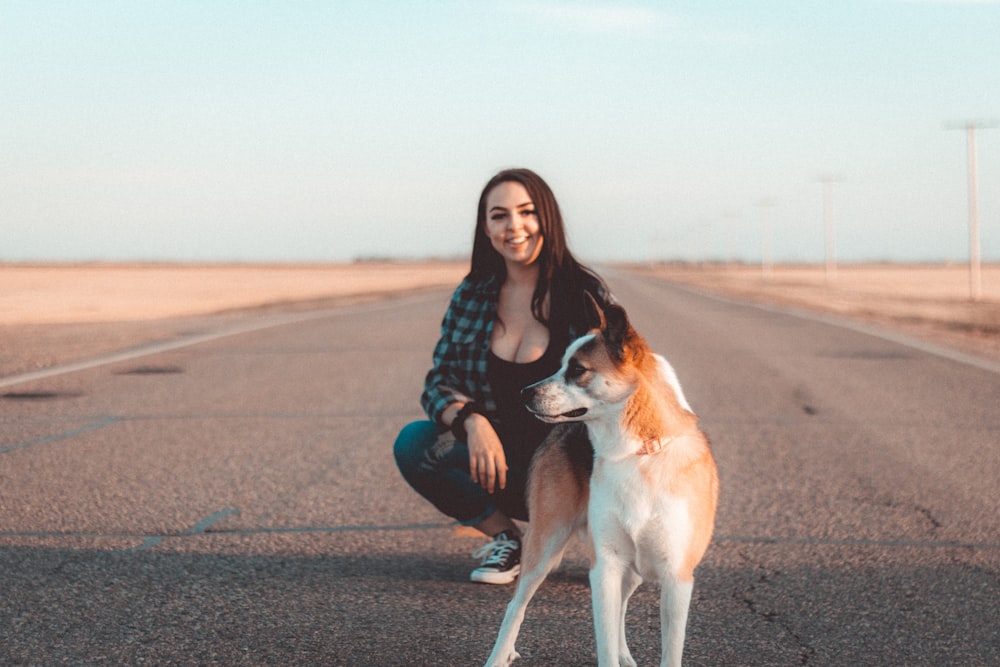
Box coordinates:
[421,275,501,425]
[420,272,610,426]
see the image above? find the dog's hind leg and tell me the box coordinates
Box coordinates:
[659,576,694,667]
[484,518,576,666]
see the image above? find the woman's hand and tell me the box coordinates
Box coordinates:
[464,413,508,494]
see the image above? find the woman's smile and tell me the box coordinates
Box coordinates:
[485,181,544,267]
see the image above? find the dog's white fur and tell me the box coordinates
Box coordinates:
[485,303,718,667]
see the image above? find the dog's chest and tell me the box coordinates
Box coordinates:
[589,458,691,572]
[590,461,653,524]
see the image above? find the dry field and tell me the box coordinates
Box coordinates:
[0,262,468,325]
[2,262,999,379]
[636,263,1000,363]
[0,262,467,378]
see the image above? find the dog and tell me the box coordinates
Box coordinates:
[485,299,719,667]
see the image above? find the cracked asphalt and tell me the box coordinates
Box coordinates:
[1,270,998,665]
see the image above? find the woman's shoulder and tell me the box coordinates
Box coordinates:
[443,273,499,327]
[451,273,500,301]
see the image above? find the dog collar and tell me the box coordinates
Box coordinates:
[637,435,673,456]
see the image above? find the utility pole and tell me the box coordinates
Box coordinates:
[818,175,843,285]
[948,120,996,302]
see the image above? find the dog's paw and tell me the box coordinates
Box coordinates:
[484,649,520,666]
[618,653,637,667]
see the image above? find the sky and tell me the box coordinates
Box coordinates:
[2,0,999,265]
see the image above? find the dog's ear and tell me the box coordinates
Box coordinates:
[583,291,607,331]
[584,294,633,361]
[602,303,631,361]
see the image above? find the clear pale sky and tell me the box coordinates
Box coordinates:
[2,1,998,264]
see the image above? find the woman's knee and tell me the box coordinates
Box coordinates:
[393,420,438,472]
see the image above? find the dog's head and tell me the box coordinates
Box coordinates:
[522,296,645,423]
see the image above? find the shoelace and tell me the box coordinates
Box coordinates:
[472,534,519,566]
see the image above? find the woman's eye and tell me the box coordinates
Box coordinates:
[520,209,536,217]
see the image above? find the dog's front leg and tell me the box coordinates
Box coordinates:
[659,576,694,667]
[590,557,636,667]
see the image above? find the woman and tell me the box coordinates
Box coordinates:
[393,168,611,584]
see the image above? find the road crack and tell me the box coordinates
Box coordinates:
[735,549,817,665]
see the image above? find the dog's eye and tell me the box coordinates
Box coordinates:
[565,360,588,380]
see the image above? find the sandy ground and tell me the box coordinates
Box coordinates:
[0,262,468,324]
[635,263,1000,363]
[2,261,999,379]
[0,262,467,378]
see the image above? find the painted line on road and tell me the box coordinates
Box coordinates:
[185,508,241,534]
[122,537,164,552]
[124,508,242,552]
[0,416,121,454]
[0,520,454,552]
[206,521,454,536]
[0,290,446,390]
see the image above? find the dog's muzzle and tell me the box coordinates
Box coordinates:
[521,385,588,421]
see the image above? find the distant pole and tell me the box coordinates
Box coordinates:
[967,124,982,301]
[818,175,842,285]
[949,120,996,302]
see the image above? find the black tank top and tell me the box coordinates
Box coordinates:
[487,338,566,470]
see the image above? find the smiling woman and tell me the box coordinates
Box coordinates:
[392,167,613,585]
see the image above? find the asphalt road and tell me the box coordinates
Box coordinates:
[1,269,998,666]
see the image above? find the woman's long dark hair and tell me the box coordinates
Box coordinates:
[469,168,609,337]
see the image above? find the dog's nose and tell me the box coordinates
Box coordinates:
[520,385,536,404]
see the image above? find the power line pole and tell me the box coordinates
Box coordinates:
[948,120,996,302]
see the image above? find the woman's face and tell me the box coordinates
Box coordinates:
[484,181,544,268]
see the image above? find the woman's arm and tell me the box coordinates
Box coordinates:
[419,277,495,424]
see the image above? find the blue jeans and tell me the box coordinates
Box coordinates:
[393,420,530,526]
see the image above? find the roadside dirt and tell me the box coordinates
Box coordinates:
[634,264,1000,364]
[0,262,466,379]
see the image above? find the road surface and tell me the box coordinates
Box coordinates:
[1,269,998,665]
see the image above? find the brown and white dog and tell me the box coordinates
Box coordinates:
[484,300,719,667]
